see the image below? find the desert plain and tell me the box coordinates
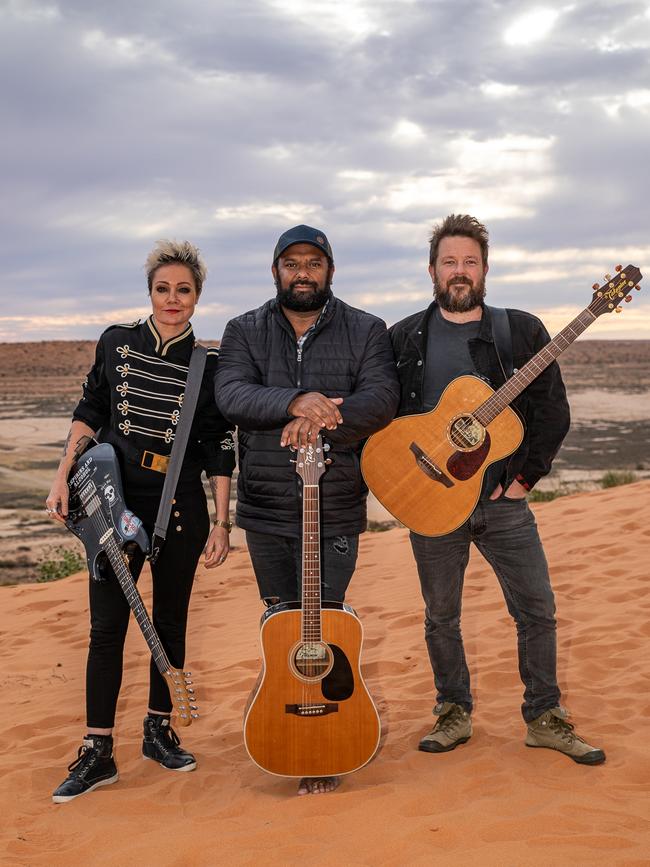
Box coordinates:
[0,338,649,865]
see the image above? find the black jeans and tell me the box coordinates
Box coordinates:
[245,530,359,605]
[86,489,209,729]
[410,496,561,723]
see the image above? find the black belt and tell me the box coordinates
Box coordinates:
[99,429,169,474]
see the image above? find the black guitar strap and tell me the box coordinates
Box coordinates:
[149,343,207,563]
[486,305,514,380]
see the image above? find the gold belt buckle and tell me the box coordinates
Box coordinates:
[141,450,169,474]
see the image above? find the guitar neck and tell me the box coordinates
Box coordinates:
[301,483,322,643]
[475,306,597,425]
[104,536,172,676]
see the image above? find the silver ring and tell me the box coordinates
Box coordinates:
[46,507,55,514]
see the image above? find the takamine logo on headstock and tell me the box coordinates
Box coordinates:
[295,436,330,483]
[590,264,642,316]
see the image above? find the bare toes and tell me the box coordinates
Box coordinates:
[297,776,341,795]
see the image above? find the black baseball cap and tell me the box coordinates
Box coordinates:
[272,225,334,265]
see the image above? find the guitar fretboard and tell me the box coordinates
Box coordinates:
[301,484,322,643]
[85,492,171,676]
[475,306,596,425]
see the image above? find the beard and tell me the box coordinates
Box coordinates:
[276,277,333,312]
[434,275,486,313]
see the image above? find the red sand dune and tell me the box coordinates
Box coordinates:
[1,483,649,866]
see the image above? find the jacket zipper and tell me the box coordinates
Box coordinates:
[296,345,303,387]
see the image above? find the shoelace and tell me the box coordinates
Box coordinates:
[437,707,465,734]
[548,716,581,744]
[67,745,99,778]
[151,723,182,756]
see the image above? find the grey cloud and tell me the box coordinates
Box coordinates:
[1,0,649,339]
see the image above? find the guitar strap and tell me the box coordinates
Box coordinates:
[149,343,208,564]
[486,305,514,380]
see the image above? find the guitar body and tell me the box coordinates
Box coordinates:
[66,442,150,578]
[244,601,381,778]
[361,375,524,537]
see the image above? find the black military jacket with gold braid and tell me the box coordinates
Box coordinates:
[73,316,235,494]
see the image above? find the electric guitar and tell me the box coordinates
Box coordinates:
[243,436,381,778]
[361,264,643,537]
[65,442,198,726]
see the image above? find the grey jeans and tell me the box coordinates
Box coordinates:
[245,529,359,605]
[410,496,561,722]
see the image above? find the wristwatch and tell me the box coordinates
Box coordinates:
[213,519,233,533]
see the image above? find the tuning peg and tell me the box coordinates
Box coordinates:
[625,296,632,302]
[615,264,622,272]
[605,273,612,281]
[323,443,331,452]
[636,285,641,291]
[592,283,600,290]
[615,307,622,313]
[191,712,199,719]
[325,458,332,465]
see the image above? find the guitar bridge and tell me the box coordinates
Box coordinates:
[409,442,454,488]
[285,703,339,717]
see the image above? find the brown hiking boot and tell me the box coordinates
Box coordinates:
[418,701,472,753]
[525,707,605,765]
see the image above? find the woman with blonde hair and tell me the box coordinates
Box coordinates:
[46,240,235,802]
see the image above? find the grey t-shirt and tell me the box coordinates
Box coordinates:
[422,306,505,496]
[422,306,481,410]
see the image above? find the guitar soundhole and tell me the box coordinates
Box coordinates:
[448,414,485,451]
[291,641,334,681]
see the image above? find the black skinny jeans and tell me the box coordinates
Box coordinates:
[86,488,209,729]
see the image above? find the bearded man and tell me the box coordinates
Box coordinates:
[389,214,605,765]
[215,224,399,793]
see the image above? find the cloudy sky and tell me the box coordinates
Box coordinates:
[1,0,649,342]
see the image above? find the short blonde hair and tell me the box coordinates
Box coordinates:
[145,239,207,295]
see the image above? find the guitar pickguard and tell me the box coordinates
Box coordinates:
[321,644,354,701]
[446,430,492,481]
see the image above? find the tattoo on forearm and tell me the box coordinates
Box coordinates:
[73,435,92,459]
[63,432,92,460]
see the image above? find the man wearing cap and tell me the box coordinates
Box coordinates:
[215,225,399,795]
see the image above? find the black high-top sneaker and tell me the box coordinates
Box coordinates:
[142,714,197,771]
[52,734,118,803]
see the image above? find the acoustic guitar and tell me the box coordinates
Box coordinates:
[243,436,381,778]
[361,264,643,537]
[66,442,198,726]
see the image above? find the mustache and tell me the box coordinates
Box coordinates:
[290,279,319,290]
[446,276,473,287]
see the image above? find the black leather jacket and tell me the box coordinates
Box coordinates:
[389,301,570,490]
[215,296,400,537]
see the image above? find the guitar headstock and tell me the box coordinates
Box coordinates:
[588,264,642,317]
[294,435,329,485]
[163,667,198,728]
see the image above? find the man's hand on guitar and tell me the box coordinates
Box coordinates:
[281,417,322,448]
[489,479,528,501]
[45,476,70,524]
[204,524,230,569]
[287,392,343,430]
